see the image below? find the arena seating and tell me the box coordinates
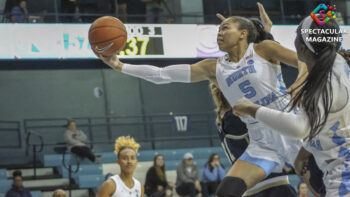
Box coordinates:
[0,147,302,197]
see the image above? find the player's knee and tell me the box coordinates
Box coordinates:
[216,176,247,197]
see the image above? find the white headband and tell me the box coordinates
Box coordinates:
[301,16,316,54]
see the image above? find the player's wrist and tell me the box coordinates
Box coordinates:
[114,60,124,71]
[248,104,260,118]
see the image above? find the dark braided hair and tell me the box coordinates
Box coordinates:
[227,16,274,44]
[289,18,341,141]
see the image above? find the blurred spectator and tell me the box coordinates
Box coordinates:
[5,170,32,197]
[117,0,127,22]
[298,182,311,197]
[335,12,345,25]
[52,189,66,197]
[175,153,201,197]
[144,0,164,23]
[123,0,147,23]
[64,119,101,163]
[10,0,28,23]
[61,0,79,22]
[200,153,225,197]
[145,154,173,197]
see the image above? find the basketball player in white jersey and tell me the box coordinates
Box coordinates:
[97,136,144,197]
[233,16,350,196]
[98,7,307,196]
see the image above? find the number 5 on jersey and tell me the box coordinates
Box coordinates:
[239,80,256,99]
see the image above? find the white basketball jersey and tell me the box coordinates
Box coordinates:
[110,174,142,197]
[304,54,350,171]
[216,43,302,164]
[216,43,289,113]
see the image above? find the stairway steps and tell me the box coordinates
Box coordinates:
[23,178,70,188]
[7,168,54,178]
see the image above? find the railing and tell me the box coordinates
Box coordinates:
[2,0,347,25]
[23,112,218,154]
[0,120,21,148]
[25,130,44,178]
[0,12,317,24]
[62,151,80,197]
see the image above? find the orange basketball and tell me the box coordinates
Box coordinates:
[88,16,127,56]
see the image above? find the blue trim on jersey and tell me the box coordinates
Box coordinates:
[339,170,350,197]
[238,152,279,177]
[339,147,349,158]
[277,73,287,95]
[330,121,346,147]
[344,62,350,79]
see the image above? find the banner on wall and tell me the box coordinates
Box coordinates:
[0,24,348,59]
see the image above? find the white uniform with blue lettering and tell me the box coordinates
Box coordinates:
[303,54,350,197]
[110,174,142,197]
[216,43,302,175]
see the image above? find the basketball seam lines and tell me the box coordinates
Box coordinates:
[89,26,127,34]
[90,35,127,45]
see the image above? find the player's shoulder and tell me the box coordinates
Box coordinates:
[97,179,116,197]
[105,178,117,188]
[201,58,217,65]
[195,58,217,72]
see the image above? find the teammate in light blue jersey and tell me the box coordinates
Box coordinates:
[233,16,350,196]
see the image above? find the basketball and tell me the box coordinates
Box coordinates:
[88,16,127,56]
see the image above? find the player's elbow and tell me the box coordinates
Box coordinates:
[294,130,309,139]
[290,125,310,139]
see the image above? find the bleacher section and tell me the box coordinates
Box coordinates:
[0,147,303,197]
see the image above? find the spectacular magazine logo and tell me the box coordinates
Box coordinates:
[311,3,337,26]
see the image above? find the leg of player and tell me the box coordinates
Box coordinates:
[216,160,266,197]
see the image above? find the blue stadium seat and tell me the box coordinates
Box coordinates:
[42,147,226,168]
[43,153,96,167]
[194,159,208,169]
[57,164,103,178]
[30,191,42,197]
[288,175,301,191]
[137,150,157,161]
[161,151,179,160]
[157,147,225,161]
[164,160,182,171]
[76,174,105,188]
[0,169,7,179]
[99,152,117,163]
[0,179,12,193]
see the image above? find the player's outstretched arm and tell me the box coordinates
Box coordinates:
[255,40,306,71]
[257,2,272,33]
[99,55,217,84]
[232,97,310,139]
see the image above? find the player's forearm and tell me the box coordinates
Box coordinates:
[120,63,191,84]
[255,107,310,139]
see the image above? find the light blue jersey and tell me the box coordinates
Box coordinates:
[216,43,302,174]
[303,54,350,197]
